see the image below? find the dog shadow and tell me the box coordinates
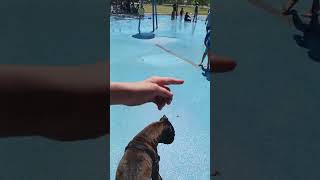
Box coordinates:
[291,10,320,62]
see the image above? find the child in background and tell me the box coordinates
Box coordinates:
[137,3,144,34]
[180,8,184,17]
[184,12,191,22]
[193,2,199,22]
[282,0,319,17]
[205,9,211,32]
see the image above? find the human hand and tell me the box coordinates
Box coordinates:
[110,76,184,110]
[140,76,184,110]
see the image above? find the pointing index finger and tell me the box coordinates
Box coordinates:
[151,77,184,86]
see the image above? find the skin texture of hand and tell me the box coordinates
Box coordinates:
[110,76,184,110]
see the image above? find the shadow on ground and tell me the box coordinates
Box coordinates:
[291,10,320,62]
[201,65,211,81]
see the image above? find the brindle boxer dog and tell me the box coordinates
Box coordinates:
[116,115,175,180]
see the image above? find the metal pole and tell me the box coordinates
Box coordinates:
[152,0,155,32]
[155,0,158,29]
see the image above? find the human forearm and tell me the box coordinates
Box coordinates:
[110,77,183,110]
[0,62,107,93]
[0,62,107,136]
[110,82,137,105]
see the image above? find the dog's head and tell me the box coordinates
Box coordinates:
[158,115,175,144]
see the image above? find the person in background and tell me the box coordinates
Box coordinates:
[130,1,135,14]
[171,10,175,20]
[126,0,130,14]
[199,30,211,68]
[193,2,199,22]
[135,4,140,14]
[176,3,179,17]
[205,9,211,32]
[138,3,145,34]
[184,12,191,22]
[282,0,319,17]
[172,3,177,20]
[180,7,184,17]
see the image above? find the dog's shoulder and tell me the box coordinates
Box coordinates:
[116,149,153,180]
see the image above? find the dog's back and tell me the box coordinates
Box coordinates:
[116,116,174,180]
[116,148,153,180]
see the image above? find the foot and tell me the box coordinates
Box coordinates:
[282,0,299,15]
[198,63,203,66]
[282,9,291,15]
[302,10,319,17]
[302,11,313,17]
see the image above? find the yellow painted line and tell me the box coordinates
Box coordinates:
[155,43,200,69]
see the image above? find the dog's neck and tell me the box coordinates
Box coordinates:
[131,123,164,151]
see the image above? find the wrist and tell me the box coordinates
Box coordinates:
[110,82,135,105]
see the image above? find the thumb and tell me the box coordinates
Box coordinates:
[154,85,173,98]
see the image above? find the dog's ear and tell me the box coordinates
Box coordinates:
[158,116,175,144]
[160,115,168,122]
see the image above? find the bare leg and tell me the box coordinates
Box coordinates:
[282,0,299,15]
[302,0,320,17]
[138,16,141,34]
[199,48,208,66]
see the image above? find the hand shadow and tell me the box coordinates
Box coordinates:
[291,10,320,62]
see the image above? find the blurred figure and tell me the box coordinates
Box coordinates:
[171,10,175,20]
[199,30,211,68]
[130,1,135,14]
[291,9,320,62]
[193,2,199,22]
[180,7,184,17]
[172,3,177,20]
[282,0,320,17]
[138,3,145,34]
[205,9,211,32]
[184,12,191,22]
[176,3,179,17]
